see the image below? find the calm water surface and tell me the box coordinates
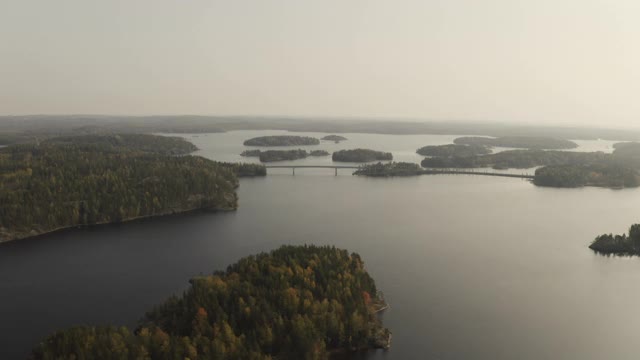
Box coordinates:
[0,132,638,359]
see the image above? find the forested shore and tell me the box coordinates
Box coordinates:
[33,245,391,359]
[0,134,265,242]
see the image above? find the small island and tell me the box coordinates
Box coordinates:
[243,135,320,146]
[590,224,640,254]
[240,149,331,162]
[453,136,578,150]
[354,162,423,177]
[333,149,393,162]
[32,245,391,359]
[321,134,348,143]
[259,149,308,162]
[416,144,491,157]
[240,149,261,157]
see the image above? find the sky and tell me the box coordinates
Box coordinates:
[1,0,640,127]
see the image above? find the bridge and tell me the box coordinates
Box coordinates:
[265,165,360,176]
[265,165,534,179]
[420,169,534,179]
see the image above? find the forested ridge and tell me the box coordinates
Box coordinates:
[0,135,265,242]
[32,245,391,360]
[43,134,198,155]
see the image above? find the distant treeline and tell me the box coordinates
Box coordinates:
[332,149,393,162]
[417,144,491,157]
[354,162,423,177]
[33,245,390,360]
[453,136,578,150]
[3,115,640,146]
[243,136,320,146]
[241,149,330,162]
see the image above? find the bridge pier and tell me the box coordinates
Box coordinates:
[292,167,295,176]
[335,167,338,176]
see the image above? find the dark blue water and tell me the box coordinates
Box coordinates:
[1,132,639,359]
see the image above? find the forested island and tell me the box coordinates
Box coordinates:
[0,134,265,242]
[354,162,423,177]
[589,225,640,255]
[243,135,320,146]
[332,149,393,162]
[32,245,391,359]
[416,143,640,188]
[420,149,609,169]
[321,135,348,143]
[453,136,578,149]
[241,149,330,162]
[416,144,491,157]
[533,164,639,188]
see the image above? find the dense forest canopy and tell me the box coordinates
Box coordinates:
[0,135,265,242]
[332,149,393,163]
[241,149,330,162]
[453,136,578,150]
[354,162,423,177]
[533,164,640,188]
[309,150,330,156]
[33,245,390,360]
[420,149,609,169]
[590,224,640,254]
[416,144,491,157]
[243,136,320,147]
[43,134,198,155]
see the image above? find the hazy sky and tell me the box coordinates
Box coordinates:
[2,0,640,127]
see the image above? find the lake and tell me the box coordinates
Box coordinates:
[1,131,639,359]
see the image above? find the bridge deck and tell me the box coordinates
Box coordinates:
[264,165,534,179]
[265,165,360,169]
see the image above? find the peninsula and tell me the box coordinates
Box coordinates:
[33,245,391,359]
[0,134,265,242]
[243,135,320,146]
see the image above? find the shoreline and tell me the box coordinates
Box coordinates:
[0,205,236,245]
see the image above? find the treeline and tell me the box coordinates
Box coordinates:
[354,162,423,177]
[243,136,320,146]
[332,149,393,162]
[420,149,609,169]
[218,162,267,177]
[0,135,257,242]
[534,164,639,188]
[321,135,347,142]
[590,224,640,254]
[453,136,578,149]
[416,144,491,157]
[241,149,330,162]
[32,245,391,360]
[43,134,198,155]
